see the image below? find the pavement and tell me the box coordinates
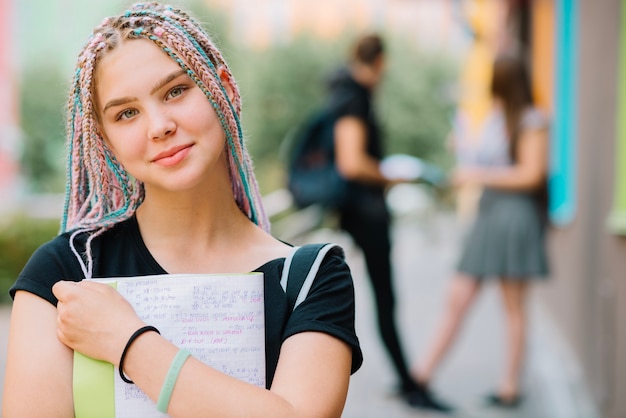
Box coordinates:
[0,204,597,417]
[304,206,597,418]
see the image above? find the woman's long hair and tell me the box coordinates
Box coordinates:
[490,54,549,223]
[489,54,533,163]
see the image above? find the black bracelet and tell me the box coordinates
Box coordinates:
[119,325,160,384]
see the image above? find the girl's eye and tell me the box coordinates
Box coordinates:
[117,109,138,121]
[168,86,187,99]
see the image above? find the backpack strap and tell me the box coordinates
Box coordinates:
[280,243,341,311]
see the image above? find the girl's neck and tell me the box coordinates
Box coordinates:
[136,191,244,237]
[134,193,265,274]
[136,195,290,275]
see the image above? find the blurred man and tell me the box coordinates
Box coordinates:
[328,34,452,413]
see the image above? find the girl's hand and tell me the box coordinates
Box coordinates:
[52,280,145,365]
[452,167,484,188]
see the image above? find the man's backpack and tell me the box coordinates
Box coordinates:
[285,108,348,210]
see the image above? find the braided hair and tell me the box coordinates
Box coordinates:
[63,2,269,278]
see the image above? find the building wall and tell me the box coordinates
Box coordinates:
[543,1,626,417]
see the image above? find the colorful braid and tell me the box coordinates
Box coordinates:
[62,2,269,278]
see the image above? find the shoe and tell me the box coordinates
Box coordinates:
[484,392,522,408]
[405,385,454,413]
[398,380,420,396]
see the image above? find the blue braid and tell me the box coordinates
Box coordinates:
[125,10,260,224]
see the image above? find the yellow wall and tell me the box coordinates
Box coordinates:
[531,0,555,113]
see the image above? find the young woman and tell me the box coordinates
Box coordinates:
[411,53,550,407]
[3,3,362,417]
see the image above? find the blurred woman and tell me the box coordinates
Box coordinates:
[411,53,549,408]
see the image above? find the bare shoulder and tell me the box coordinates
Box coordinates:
[256,229,293,258]
[234,225,293,271]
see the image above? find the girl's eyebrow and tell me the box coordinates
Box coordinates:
[102,69,188,113]
[150,69,187,95]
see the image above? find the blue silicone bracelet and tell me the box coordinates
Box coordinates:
[156,349,192,413]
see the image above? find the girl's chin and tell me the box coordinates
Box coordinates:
[144,176,211,195]
[141,163,225,194]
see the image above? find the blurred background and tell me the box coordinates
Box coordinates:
[0,0,624,417]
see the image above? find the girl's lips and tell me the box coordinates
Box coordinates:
[152,144,193,167]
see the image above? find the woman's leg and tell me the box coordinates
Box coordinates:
[497,279,529,399]
[413,274,482,384]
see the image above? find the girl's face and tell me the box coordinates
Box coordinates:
[96,38,231,194]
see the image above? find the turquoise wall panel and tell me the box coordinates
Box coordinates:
[549,0,578,225]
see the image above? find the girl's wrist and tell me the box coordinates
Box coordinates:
[118,325,161,383]
[111,320,150,366]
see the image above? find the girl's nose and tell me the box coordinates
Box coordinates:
[147,110,176,141]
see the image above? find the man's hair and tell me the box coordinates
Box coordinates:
[63,2,268,278]
[352,33,384,65]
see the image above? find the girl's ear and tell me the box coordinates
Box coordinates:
[217,66,235,102]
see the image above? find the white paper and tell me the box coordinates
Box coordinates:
[93,273,265,418]
[380,154,424,181]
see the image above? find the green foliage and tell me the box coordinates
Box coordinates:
[231,35,348,190]
[185,0,231,52]
[232,33,458,191]
[379,35,459,169]
[19,66,68,193]
[0,217,60,304]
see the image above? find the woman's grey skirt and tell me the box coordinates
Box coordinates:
[457,188,549,280]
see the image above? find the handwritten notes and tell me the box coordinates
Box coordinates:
[93,273,265,417]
